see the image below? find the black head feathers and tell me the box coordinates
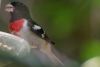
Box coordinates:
[10,1,31,21]
[11,1,26,8]
[10,1,29,12]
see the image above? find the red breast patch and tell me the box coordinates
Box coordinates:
[9,19,24,32]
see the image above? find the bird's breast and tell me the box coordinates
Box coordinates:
[9,19,24,32]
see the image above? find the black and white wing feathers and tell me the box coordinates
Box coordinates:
[32,24,45,38]
[28,20,55,44]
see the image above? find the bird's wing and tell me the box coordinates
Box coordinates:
[28,20,55,45]
[30,23,46,39]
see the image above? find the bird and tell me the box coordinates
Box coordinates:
[5,1,55,48]
[4,2,67,66]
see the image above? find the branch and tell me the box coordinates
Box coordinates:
[0,31,31,57]
[0,31,65,67]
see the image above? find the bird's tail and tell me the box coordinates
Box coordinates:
[40,42,64,66]
[44,35,55,45]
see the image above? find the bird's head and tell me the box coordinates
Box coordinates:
[5,1,30,21]
[5,1,29,13]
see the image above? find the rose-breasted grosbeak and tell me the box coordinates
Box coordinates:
[5,1,55,47]
[4,2,66,66]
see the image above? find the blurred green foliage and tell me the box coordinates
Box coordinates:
[31,0,91,59]
[80,40,100,61]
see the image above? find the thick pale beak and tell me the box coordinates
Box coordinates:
[5,4,14,12]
